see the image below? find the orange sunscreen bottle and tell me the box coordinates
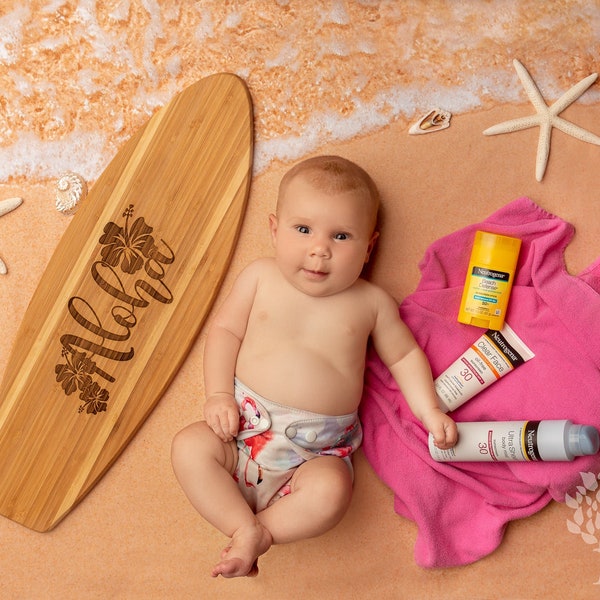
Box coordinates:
[457,231,521,330]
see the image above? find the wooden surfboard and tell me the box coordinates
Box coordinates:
[0,73,253,532]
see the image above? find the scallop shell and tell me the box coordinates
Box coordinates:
[55,172,88,215]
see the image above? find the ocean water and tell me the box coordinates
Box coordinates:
[0,0,599,181]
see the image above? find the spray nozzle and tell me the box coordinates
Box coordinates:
[568,424,600,457]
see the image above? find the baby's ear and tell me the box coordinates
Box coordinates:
[268,214,278,244]
[364,231,379,263]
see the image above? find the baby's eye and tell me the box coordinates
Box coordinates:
[334,232,350,240]
[296,225,310,234]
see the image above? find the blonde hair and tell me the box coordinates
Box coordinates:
[277,155,380,230]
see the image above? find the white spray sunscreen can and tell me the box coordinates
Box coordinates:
[429,420,600,462]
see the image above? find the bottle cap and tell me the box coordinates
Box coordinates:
[568,424,600,456]
[472,231,522,267]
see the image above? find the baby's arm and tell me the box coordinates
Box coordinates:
[203,261,260,442]
[370,287,457,449]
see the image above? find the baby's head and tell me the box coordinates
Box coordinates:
[271,156,381,297]
[276,155,380,234]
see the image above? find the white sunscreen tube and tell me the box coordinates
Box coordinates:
[429,420,600,462]
[434,323,534,413]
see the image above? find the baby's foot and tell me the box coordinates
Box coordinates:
[211,521,272,578]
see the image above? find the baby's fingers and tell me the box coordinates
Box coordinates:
[214,421,231,443]
[225,408,240,439]
[210,409,239,442]
[205,395,240,442]
[432,420,458,449]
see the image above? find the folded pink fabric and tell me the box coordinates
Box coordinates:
[360,197,600,567]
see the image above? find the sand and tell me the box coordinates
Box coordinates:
[1,2,600,598]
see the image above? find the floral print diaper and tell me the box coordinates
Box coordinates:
[233,378,363,512]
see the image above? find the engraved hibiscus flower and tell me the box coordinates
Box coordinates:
[56,349,110,414]
[55,349,96,395]
[99,204,155,274]
[78,381,109,415]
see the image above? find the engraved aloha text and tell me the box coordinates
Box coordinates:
[55,205,174,414]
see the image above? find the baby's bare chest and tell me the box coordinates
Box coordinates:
[246,290,374,350]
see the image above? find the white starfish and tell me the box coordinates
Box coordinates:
[483,59,600,181]
[0,197,23,275]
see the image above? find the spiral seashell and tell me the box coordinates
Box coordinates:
[55,172,88,215]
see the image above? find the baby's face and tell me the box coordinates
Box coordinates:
[269,175,378,297]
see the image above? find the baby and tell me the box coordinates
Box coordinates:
[171,155,457,578]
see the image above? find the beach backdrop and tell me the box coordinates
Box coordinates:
[1,2,600,598]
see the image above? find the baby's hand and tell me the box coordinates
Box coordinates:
[422,409,458,450]
[204,393,239,442]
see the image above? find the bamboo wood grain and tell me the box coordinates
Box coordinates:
[0,73,253,531]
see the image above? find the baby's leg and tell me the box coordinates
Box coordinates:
[171,422,272,578]
[257,455,353,544]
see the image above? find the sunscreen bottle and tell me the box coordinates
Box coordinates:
[429,420,600,462]
[435,322,534,413]
[458,231,521,330]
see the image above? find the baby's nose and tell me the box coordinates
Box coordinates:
[310,240,331,257]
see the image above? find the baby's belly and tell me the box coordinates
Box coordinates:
[235,348,364,416]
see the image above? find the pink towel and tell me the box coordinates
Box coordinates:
[360,197,600,567]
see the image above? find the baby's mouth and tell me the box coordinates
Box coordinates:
[302,268,328,280]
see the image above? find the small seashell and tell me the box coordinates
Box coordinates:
[0,196,23,217]
[409,108,452,135]
[55,172,88,215]
[0,197,23,275]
